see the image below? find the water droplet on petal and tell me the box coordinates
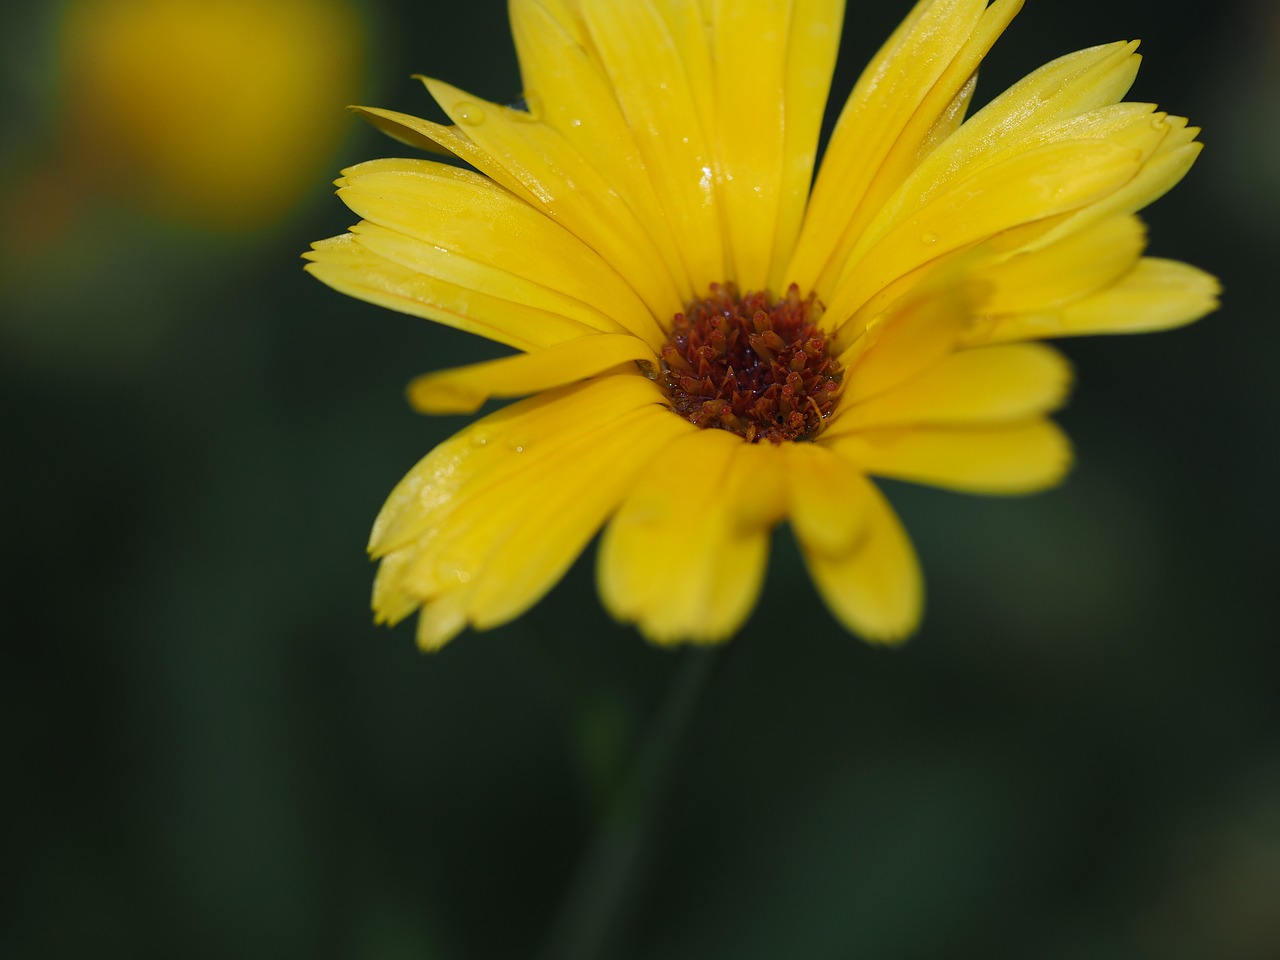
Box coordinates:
[454,101,486,125]
[921,231,938,246]
[471,430,491,447]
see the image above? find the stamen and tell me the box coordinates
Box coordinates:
[658,283,843,444]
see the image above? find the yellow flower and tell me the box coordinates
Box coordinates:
[306,0,1218,649]
[56,0,365,231]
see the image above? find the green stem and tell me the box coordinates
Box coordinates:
[537,646,720,960]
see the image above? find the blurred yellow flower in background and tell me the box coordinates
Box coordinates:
[39,0,366,235]
[307,0,1218,649]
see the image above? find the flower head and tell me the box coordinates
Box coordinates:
[306,0,1218,648]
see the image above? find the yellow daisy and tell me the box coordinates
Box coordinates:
[305,0,1219,649]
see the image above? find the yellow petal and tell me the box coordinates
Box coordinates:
[407,334,657,414]
[1032,135,1204,246]
[329,157,663,346]
[421,76,689,315]
[796,472,922,644]
[788,0,1007,294]
[824,420,1072,494]
[509,0,698,290]
[646,0,844,293]
[970,257,1220,343]
[372,377,691,648]
[347,218,627,336]
[972,214,1147,316]
[578,0,726,291]
[652,0,715,135]
[368,375,669,559]
[838,267,978,404]
[766,0,845,293]
[305,233,598,351]
[514,0,588,46]
[893,40,1143,210]
[728,439,790,531]
[371,546,423,626]
[912,70,979,168]
[599,431,787,644]
[416,589,469,652]
[709,0,792,291]
[830,344,1072,432]
[347,104,456,159]
[1036,102,1171,158]
[827,139,1144,327]
[821,40,1149,308]
[783,442,870,558]
[463,403,693,630]
[350,106,533,200]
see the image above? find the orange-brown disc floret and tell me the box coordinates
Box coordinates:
[659,283,843,444]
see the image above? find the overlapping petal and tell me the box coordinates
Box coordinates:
[970,214,1148,316]
[789,0,1020,296]
[824,419,1072,494]
[576,0,726,290]
[966,257,1221,344]
[305,157,665,349]
[600,431,786,643]
[510,0,697,284]
[371,375,691,648]
[795,471,923,643]
[407,335,657,414]
[829,343,1072,432]
[826,138,1145,333]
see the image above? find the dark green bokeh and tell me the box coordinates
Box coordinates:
[4,1,1277,958]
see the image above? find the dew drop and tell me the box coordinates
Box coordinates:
[454,101,486,125]
[471,430,492,447]
[921,231,938,246]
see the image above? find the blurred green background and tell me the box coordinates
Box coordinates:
[3,0,1277,957]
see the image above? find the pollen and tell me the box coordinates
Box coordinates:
[659,283,843,444]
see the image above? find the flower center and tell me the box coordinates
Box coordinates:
[658,283,843,444]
